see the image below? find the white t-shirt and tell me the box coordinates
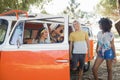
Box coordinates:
[73,41,87,54]
[97,31,114,51]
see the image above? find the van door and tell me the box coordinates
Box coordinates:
[1,16,70,80]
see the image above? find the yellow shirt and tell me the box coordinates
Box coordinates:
[69,30,88,42]
[69,30,89,54]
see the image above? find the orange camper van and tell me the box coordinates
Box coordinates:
[0,10,94,80]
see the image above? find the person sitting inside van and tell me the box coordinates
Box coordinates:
[33,27,50,44]
[50,24,64,43]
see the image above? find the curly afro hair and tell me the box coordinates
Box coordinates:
[98,18,112,32]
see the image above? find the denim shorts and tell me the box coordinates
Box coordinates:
[98,49,114,60]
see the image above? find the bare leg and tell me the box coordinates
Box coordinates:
[78,69,83,80]
[106,60,113,80]
[92,57,104,80]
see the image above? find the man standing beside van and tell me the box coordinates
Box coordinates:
[69,20,90,80]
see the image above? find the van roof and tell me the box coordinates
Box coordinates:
[0,10,70,24]
[0,16,28,21]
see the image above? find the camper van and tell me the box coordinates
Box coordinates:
[0,10,94,80]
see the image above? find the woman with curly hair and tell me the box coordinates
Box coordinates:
[92,18,116,80]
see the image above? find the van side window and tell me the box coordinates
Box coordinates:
[23,22,49,44]
[0,19,8,44]
[23,29,32,44]
[10,22,24,45]
[23,22,64,44]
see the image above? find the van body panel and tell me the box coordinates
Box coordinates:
[1,50,70,80]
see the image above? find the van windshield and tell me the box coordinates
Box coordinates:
[0,19,8,44]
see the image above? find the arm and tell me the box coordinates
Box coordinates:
[111,38,116,60]
[86,38,90,52]
[86,38,90,57]
[96,42,99,54]
[69,41,73,59]
[85,32,90,57]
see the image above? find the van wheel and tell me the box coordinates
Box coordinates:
[84,61,90,72]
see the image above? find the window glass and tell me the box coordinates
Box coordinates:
[24,29,31,39]
[23,18,65,44]
[10,22,24,45]
[23,22,45,44]
[0,19,8,44]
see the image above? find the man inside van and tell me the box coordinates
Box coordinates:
[50,24,64,43]
[69,20,90,80]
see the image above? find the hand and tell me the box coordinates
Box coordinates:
[96,49,99,54]
[87,51,90,59]
[69,53,72,60]
[96,50,98,54]
[87,48,90,58]
[112,57,117,63]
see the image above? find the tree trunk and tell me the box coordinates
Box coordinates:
[117,0,120,15]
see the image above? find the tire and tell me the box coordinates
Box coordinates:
[84,61,90,72]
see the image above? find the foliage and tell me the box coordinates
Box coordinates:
[63,0,96,20]
[63,0,81,19]
[0,0,50,13]
[96,0,119,20]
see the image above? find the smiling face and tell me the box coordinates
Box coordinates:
[41,29,48,39]
[55,26,64,34]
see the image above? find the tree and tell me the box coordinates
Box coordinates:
[63,0,81,19]
[63,0,94,20]
[96,0,119,20]
[117,0,120,14]
[0,0,51,13]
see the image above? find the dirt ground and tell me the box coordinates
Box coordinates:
[84,58,120,80]
[71,57,120,80]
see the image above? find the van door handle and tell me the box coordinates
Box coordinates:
[55,59,69,63]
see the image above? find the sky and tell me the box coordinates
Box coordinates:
[29,0,101,36]
[30,0,99,14]
[45,0,99,14]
